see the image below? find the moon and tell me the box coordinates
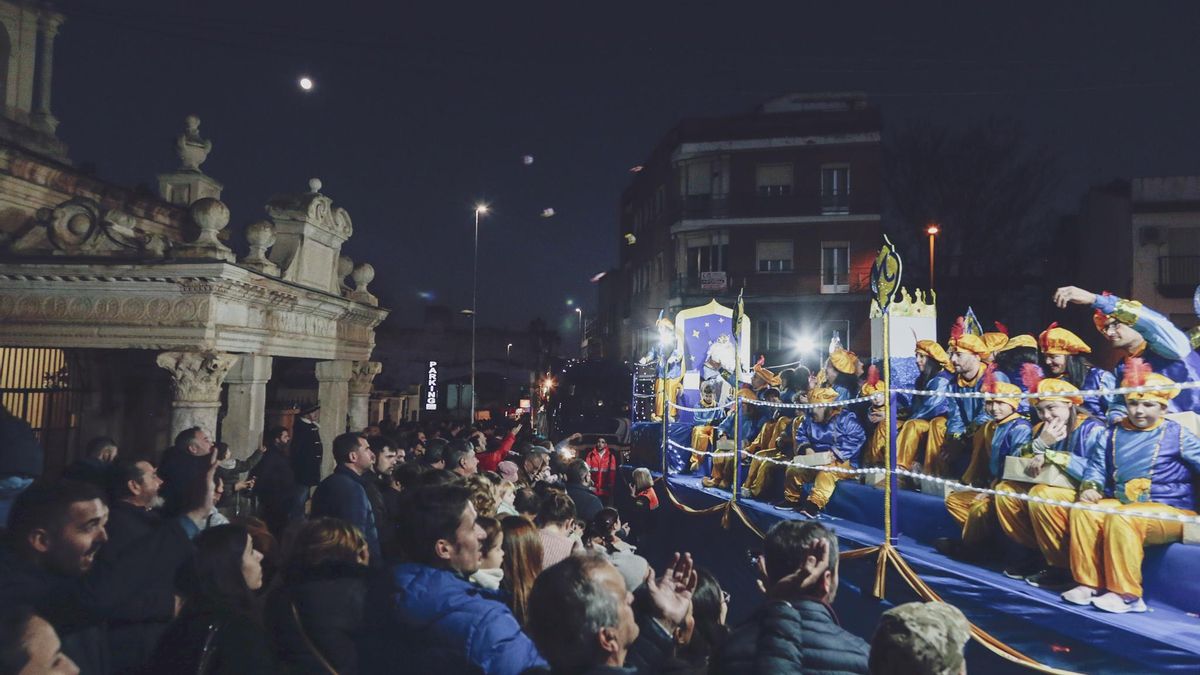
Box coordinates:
[299,76,314,91]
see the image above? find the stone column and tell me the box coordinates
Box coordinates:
[156,351,239,440]
[315,360,352,478]
[348,361,382,432]
[220,355,272,460]
[32,12,63,134]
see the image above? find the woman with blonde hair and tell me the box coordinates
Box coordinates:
[465,473,498,518]
[265,517,370,674]
[499,516,543,626]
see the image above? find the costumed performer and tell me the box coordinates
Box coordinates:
[687,381,724,473]
[860,366,890,468]
[895,340,953,474]
[775,385,866,516]
[1064,360,1200,614]
[700,385,766,491]
[640,314,683,422]
[1038,323,1115,419]
[941,318,1010,479]
[992,370,1106,587]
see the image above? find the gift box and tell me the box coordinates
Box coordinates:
[1001,456,1076,490]
[791,450,833,467]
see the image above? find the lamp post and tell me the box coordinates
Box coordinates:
[926,223,940,290]
[471,203,489,422]
[575,307,583,359]
[506,343,513,360]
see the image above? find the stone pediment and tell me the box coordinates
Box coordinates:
[265,189,353,241]
[4,197,170,258]
[263,179,353,294]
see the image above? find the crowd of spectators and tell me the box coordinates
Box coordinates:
[0,410,975,675]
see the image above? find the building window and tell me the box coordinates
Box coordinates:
[756,163,793,197]
[821,242,850,293]
[682,159,715,196]
[756,240,794,273]
[655,185,665,215]
[756,320,784,352]
[820,164,850,214]
[685,233,729,279]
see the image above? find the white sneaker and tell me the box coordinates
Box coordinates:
[1061,585,1098,605]
[739,487,752,499]
[1091,592,1147,614]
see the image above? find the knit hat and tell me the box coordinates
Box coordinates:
[828,348,861,375]
[1122,358,1179,405]
[915,339,951,370]
[869,602,970,675]
[1039,323,1091,355]
[496,461,519,483]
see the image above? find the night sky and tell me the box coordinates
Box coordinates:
[51,1,1200,339]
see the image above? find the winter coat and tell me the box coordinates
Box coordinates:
[291,418,324,487]
[149,605,276,675]
[0,409,42,478]
[311,466,382,565]
[249,448,298,535]
[265,560,369,675]
[158,446,212,516]
[565,482,605,523]
[365,563,545,675]
[711,599,869,675]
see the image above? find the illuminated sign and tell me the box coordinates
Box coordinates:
[425,361,438,411]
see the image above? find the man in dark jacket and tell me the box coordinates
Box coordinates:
[310,433,382,564]
[363,484,545,675]
[0,403,43,526]
[157,426,214,516]
[0,477,212,674]
[564,459,604,524]
[62,437,119,489]
[712,520,869,675]
[291,404,325,490]
[249,426,300,536]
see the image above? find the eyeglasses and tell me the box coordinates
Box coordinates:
[721,590,731,604]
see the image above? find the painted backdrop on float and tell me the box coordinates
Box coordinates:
[673,299,751,424]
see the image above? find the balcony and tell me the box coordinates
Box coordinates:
[1157,256,1200,298]
[669,269,871,300]
[678,190,857,221]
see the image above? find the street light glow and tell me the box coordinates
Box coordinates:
[475,203,489,215]
[926,223,940,235]
[794,336,817,353]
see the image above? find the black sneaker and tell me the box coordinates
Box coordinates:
[773,500,798,510]
[798,500,822,518]
[1002,558,1043,580]
[1026,567,1073,589]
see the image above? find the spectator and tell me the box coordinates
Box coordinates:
[712,520,870,674]
[496,479,519,517]
[677,568,729,670]
[310,433,382,565]
[469,516,505,591]
[477,423,522,473]
[149,524,274,674]
[583,438,619,503]
[291,404,324,494]
[513,487,540,520]
[0,606,79,675]
[466,474,498,518]
[536,490,580,570]
[213,442,259,513]
[499,515,543,626]
[393,461,427,492]
[62,437,118,489]
[421,438,448,470]
[564,459,604,523]
[582,508,634,555]
[517,446,552,488]
[0,404,43,527]
[265,518,369,675]
[248,426,300,536]
[230,516,281,591]
[0,478,211,673]
[158,426,215,516]
[364,435,401,561]
[445,440,479,478]
[497,460,520,484]
[631,467,659,510]
[869,601,970,675]
[367,484,545,674]
[100,460,176,672]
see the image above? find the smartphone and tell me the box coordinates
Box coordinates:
[747,549,762,568]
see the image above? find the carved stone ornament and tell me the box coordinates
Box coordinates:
[156,351,240,403]
[349,262,378,306]
[180,198,235,262]
[177,115,213,172]
[6,197,170,258]
[338,255,354,296]
[240,220,280,275]
[349,360,382,396]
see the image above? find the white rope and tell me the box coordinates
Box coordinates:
[665,398,737,413]
[666,439,736,458]
[745,394,879,410]
[632,393,656,399]
[763,358,806,369]
[889,380,1200,401]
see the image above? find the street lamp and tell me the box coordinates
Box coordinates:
[471,203,489,422]
[575,307,583,358]
[506,342,513,359]
[925,223,940,290]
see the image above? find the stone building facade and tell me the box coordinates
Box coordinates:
[0,1,388,475]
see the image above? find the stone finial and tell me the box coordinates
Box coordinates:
[309,177,323,194]
[181,197,235,262]
[241,220,280,275]
[349,262,378,306]
[176,115,213,172]
[337,255,354,296]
